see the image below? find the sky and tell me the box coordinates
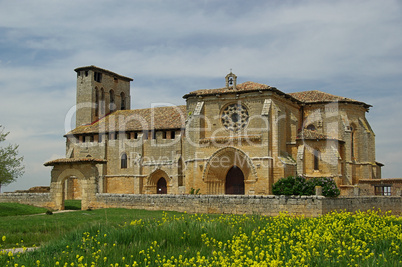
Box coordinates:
[0,0,401,192]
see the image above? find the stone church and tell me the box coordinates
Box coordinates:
[44,65,386,210]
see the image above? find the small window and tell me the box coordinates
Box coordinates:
[115,132,119,140]
[77,71,80,77]
[171,131,175,139]
[94,72,102,82]
[152,130,156,140]
[114,77,118,82]
[121,153,128,169]
[375,186,391,196]
[162,131,167,139]
[99,134,102,143]
[89,135,94,142]
[85,71,89,77]
[134,132,138,139]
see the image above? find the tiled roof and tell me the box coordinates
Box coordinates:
[68,105,187,135]
[297,129,328,140]
[44,157,107,166]
[289,90,371,108]
[74,65,133,81]
[358,178,402,184]
[183,82,297,101]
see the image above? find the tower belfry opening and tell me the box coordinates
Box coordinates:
[225,71,237,90]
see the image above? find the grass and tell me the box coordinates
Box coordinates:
[0,203,48,217]
[0,203,180,248]
[0,204,401,266]
[64,199,81,210]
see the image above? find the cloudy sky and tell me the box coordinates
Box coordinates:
[0,0,401,192]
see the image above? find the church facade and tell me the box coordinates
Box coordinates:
[44,66,386,209]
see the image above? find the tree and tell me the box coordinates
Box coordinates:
[0,125,24,192]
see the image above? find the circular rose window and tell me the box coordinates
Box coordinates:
[221,103,249,132]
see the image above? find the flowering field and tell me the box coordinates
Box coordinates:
[1,209,401,266]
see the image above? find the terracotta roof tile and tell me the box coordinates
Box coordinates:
[74,65,133,81]
[358,178,402,184]
[68,105,187,135]
[44,157,107,166]
[183,81,278,98]
[289,90,371,108]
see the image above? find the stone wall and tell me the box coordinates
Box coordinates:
[92,194,402,217]
[321,196,402,215]
[2,192,400,217]
[0,193,53,209]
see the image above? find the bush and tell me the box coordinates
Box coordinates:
[307,177,340,197]
[272,176,313,196]
[272,176,340,197]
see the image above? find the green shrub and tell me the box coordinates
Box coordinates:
[272,176,340,197]
[307,177,340,197]
[272,176,312,195]
[189,188,201,195]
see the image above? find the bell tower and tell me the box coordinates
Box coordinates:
[225,70,237,90]
[74,66,133,126]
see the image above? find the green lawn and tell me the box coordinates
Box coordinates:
[0,203,47,217]
[0,203,180,248]
[64,199,81,210]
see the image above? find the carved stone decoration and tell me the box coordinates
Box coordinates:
[221,103,249,132]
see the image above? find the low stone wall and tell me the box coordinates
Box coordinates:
[0,193,54,209]
[2,192,401,216]
[93,194,402,217]
[322,196,402,215]
[93,194,325,216]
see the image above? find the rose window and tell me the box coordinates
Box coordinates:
[221,103,249,132]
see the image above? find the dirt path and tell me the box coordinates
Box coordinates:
[1,247,39,254]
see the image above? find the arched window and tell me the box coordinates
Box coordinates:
[120,92,126,110]
[313,149,320,171]
[94,88,99,118]
[121,153,128,169]
[350,124,357,159]
[109,90,115,112]
[100,88,105,115]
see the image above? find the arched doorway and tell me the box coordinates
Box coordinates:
[45,158,106,210]
[157,177,167,194]
[202,147,258,194]
[225,166,245,195]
